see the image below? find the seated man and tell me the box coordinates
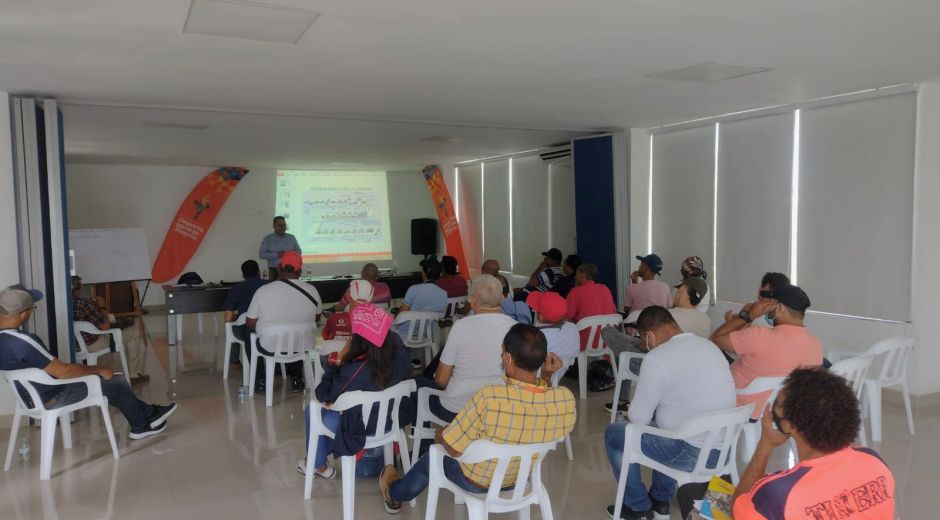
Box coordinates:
[334,263,391,311]
[496,274,531,324]
[245,251,322,394]
[223,260,267,367]
[625,254,672,316]
[710,284,823,420]
[480,258,501,277]
[322,279,372,340]
[379,323,576,513]
[733,367,895,519]
[669,277,711,338]
[435,255,469,298]
[723,272,790,328]
[71,276,148,383]
[394,258,448,339]
[521,247,564,298]
[551,254,582,298]
[0,286,176,439]
[426,275,517,422]
[678,256,710,313]
[605,307,735,520]
[566,262,618,349]
[527,291,579,361]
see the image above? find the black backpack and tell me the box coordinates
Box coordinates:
[587,359,616,392]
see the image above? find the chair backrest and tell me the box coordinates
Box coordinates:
[550,357,576,388]
[675,404,754,480]
[257,322,316,357]
[1,368,58,413]
[867,336,915,386]
[830,355,874,399]
[457,439,557,509]
[444,297,468,319]
[330,379,418,446]
[575,314,623,354]
[72,321,101,355]
[393,311,441,346]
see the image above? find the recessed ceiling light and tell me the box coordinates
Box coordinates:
[423,136,466,144]
[183,0,320,44]
[646,61,773,83]
[143,121,210,130]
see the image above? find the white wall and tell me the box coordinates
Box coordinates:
[0,92,18,415]
[66,164,438,307]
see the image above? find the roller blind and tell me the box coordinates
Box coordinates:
[457,163,483,273]
[549,157,577,258]
[797,93,915,320]
[716,113,794,303]
[651,125,715,287]
[483,159,511,269]
[512,154,549,273]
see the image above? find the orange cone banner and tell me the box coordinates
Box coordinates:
[422,165,469,280]
[151,167,249,283]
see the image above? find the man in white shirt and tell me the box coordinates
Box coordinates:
[433,274,516,419]
[604,306,735,520]
[245,251,321,394]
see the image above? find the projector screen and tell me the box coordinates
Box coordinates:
[275,170,393,264]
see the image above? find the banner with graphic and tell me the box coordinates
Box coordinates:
[151,167,249,283]
[422,165,469,280]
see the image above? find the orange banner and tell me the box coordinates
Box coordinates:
[422,165,469,280]
[151,167,249,283]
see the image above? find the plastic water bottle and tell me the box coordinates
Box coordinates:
[237,385,248,401]
[18,438,29,461]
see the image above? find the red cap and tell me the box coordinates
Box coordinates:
[526,291,567,323]
[282,251,303,271]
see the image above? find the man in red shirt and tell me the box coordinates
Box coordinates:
[733,367,895,520]
[566,263,617,350]
[322,279,373,340]
[435,255,469,298]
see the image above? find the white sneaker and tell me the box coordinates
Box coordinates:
[296,459,336,479]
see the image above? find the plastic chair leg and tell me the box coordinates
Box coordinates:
[342,455,356,520]
[610,377,622,424]
[865,380,882,443]
[611,450,629,520]
[240,343,250,388]
[197,313,204,335]
[59,415,72,450]
[303,433,319,500]
[465,498,488,520]
[279,363,287,379]
[4,410,22,471]
[902,379,916,435]
[518,505,531,520]
[424,478,440,520]
[40,415,58,480]
[265,361,276,407]
[100,404,119,459]
[578,353,587,400]
[248,350,259,396]
[117,348,131,381]
[564,434,573,461]
[538,487,555,520]
[223,341,232,381]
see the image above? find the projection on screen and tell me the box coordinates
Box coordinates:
[274,170,393,264]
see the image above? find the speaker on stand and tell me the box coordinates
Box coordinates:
[411,218,438,261]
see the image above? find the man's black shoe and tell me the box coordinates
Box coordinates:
[291,377,305,393]
[606,504,653,520]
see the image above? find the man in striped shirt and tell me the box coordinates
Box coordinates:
[379,323,576,514]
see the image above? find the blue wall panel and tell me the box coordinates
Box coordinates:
[572,136,618,298]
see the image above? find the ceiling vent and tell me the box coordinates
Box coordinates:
[540,146,571,161]
[183,0,320,44]
[646,61,773,83]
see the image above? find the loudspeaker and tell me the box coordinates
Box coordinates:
[411,218,437,255]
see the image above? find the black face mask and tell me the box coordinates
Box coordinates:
[771,406,789,435]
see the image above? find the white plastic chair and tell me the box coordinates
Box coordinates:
[550,358,576,460]
[735,376,787,463]
[72,321,130,378]
[444,297,468,319]
[312,338,346,388]
[223,314,249,386]
[303,379,417,519]
[411,386,453,466]
[248,322,317,407]
[575,314,622,400]
[425,439,559,520]
[393,311,442,366]
[609,350,647,424]
[176,312,220,341]
[611,404,753,520]
[830,355,875,446]
[830,336,916,442]
[2,368,119,480]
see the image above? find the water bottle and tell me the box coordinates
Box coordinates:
[18,438,29,461]
[237,385,248,401]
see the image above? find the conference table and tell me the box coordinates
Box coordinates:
[162,272,422,380]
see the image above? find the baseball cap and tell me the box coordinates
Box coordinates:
[676,276,708,301]
[351,303,392,347]
[281,251,303,272]
[348,279,374,303]
[681,256,704,277]
[636,254,664,274]
[759,284,811,312]
[0,285,43,316]
[526,291,567,323]
[541,248,563,262]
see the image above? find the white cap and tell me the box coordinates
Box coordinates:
[348,279,374,303]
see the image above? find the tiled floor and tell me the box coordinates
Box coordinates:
[0,313,932,519]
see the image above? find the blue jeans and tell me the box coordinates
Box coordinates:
[388,451,484,502]
[605,422,720,512]
[45,375,154,430]
[304,406,341,468]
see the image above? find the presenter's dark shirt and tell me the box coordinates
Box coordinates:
[224,277,268,314]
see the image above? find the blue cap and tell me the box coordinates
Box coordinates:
[635,254,664,274]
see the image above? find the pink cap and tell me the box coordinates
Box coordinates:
[351,303,392,347]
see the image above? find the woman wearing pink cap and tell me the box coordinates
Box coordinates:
[298,303,412,479]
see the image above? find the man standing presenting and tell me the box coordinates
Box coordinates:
[259,216,301,279]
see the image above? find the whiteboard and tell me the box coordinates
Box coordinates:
[69,228,152,284]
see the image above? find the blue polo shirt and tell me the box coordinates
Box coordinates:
[0,329,62,404]
[224,277,268,314]
[258,232,301,269]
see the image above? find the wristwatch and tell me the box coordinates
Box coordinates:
[737,309,753,323]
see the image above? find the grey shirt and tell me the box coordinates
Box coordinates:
[258,232,301,269]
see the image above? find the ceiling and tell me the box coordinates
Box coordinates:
[3,0,940,168]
